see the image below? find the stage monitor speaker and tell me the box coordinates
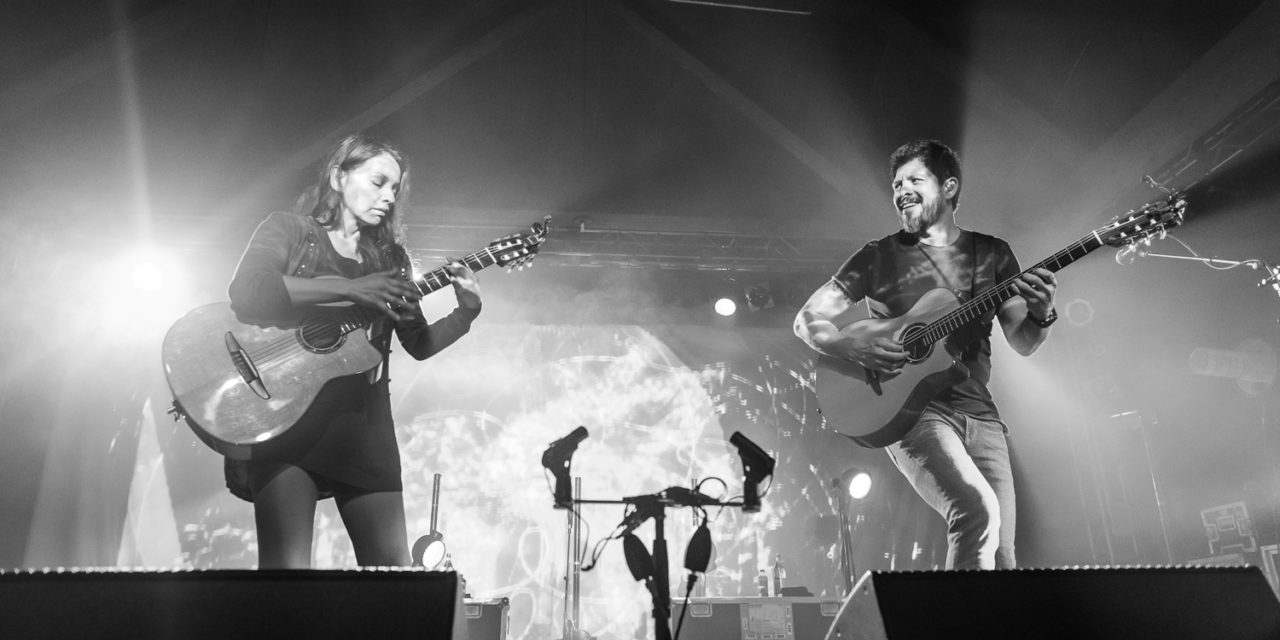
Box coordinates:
[826,566,1280,640]
[673,596,843,640]
[464,597,510,640]
[0,568,462,640]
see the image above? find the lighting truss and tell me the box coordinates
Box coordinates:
[403,223,859,273]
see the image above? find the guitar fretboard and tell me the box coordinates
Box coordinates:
[906,231,1105,349]
[341,245,507,330]
[411,246,501,295]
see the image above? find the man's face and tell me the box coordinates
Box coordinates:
[891,157,948,234]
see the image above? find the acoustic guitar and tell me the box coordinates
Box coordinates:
[814,196,1185,448]
[163,217,550,459]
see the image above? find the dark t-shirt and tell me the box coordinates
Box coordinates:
[831,229,1021,419]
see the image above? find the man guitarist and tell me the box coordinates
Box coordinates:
[794,140,1058,569]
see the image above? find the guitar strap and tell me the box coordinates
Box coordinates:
[369,326,393,385]
[914,230,978,303]
[379,335,392,382]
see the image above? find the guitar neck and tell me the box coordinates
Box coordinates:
[916,230,1106,345]
[345,246,500,330]
[412,247,500,295]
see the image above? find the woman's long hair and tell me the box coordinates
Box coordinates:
[295,134,412,271]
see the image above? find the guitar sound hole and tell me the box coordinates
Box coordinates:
[899,324,933,363]
[297,321,344,354]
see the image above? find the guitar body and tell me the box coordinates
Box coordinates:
[811,195,1188,447]
[814,288,971,448]
[162,302,382,460]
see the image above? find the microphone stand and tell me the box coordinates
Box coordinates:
[1136,251,1252,268]
[563,477,584,640]
[1125,250,1280,301]
[571,489,748,640]
[543,428,771,640]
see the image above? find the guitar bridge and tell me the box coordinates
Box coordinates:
[166,401,187,422]
[863,367,883,396]
[224,331,270,400]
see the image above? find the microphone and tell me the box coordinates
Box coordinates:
[683,521,713,573]
[542,426,589,466]
[1115,244,1147,265]
[622,533,654,582]
[542,426,589,509]
[730,431,775,513]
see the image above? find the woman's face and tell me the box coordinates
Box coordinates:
[332,151,403,228]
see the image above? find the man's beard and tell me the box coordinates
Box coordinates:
[900,196,942,234]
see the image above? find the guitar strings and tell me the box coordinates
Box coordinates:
[910,205,1171,349]
[236,249,498,371]
[904,233,1095,351]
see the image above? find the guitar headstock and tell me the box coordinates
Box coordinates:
[489,215,552,270]
[1098,193,1187,250]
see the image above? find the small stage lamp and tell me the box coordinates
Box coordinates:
[714,297,737,317]
[838,467,872,501]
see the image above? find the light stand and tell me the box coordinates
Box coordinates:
[831,468,872,596]
[541,428,775,640]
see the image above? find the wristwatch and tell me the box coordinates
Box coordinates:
[1027,307,1058,328]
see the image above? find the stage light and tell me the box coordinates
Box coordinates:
[837,467,872,501]
[119,247,185,295]
[714,297,737,316]
[113,246,198,317]
[847,472,872,500]
[131,260,167,292]
[92,248,196,344]
[744,283,773,311]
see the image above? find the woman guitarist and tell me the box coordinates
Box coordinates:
[225,134,482,568]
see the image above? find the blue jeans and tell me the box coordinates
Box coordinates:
[885,406,1016,569]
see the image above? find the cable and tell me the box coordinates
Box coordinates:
[580,533,613,572]
[580,504,638,572]
[694,476,729,500]
[672,573,698,640]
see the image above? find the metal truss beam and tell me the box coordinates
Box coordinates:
[0,0,240,124]
[1068,0,1280,223]
[403,223,857,272]
[150,215,859,274]
[1142,76,1280,195]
